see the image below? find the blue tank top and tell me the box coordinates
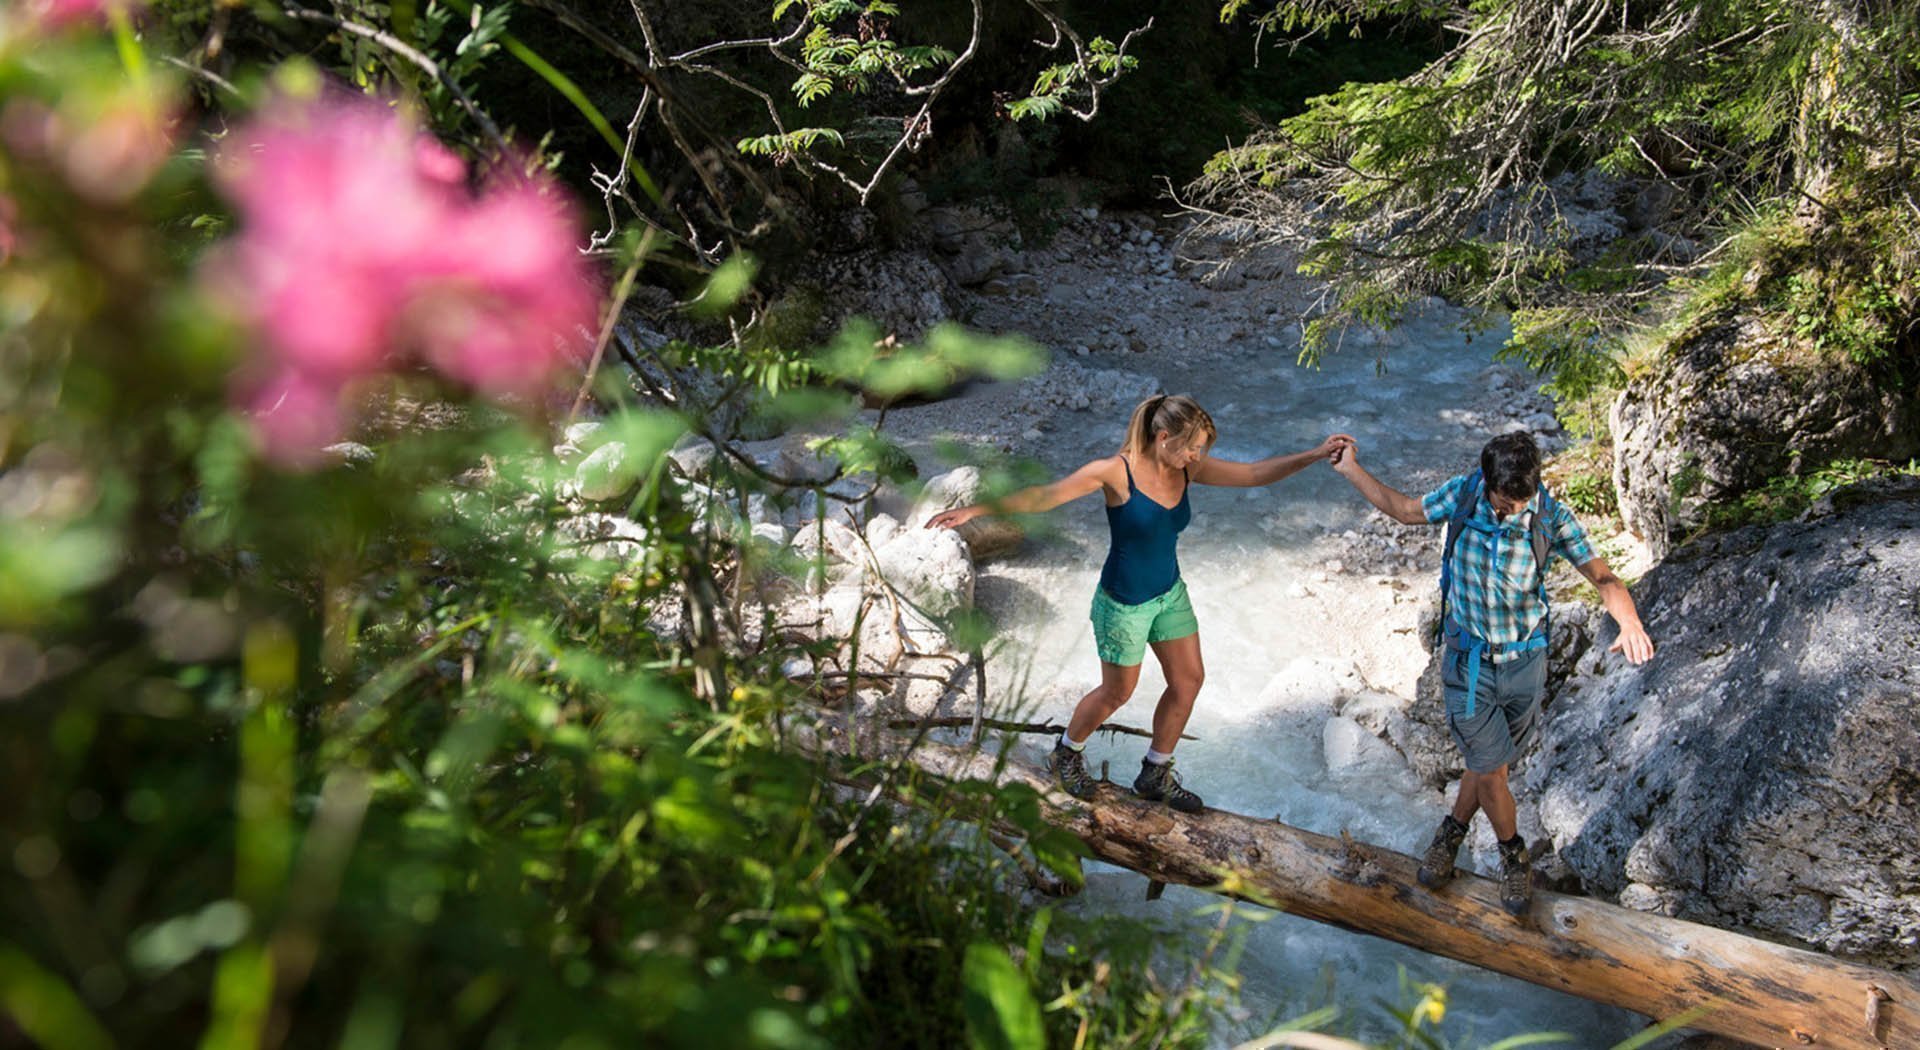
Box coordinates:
[1098,455,1191,605]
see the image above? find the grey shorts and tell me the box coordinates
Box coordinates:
[1441,643,1547,774]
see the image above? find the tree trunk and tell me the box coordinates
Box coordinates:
[1793,1,1866,224]
[804,723,1920,1050]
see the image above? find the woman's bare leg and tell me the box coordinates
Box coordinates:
[1145,633,1204,754]
[1064,661,1143,742]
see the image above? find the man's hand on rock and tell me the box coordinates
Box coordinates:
[1610,621,1655,665]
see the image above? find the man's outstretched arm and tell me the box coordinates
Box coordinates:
[1329,442,1427,525]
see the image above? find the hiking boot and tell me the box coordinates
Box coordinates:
[1498,836,1533,916]
[1048,744,1096,799]
[1417,816,1470,889]
[1132,758,1204,813]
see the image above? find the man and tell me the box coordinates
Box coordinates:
[1331,431,1655,915]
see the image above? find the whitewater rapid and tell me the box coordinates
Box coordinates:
[890,301,1645,1046]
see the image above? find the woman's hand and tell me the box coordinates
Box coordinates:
[1318,433,1357,464]
[926,505,984,530]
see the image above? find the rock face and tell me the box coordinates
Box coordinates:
[1611,310,1920,558]
[1523,480,1920,966]
[810,249,959,341]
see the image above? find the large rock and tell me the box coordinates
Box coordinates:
[1322,715,1415,783]
[575,441,641,502]
[1612,309,1920,558]
[922,203,1021,287]
[789,517,864,591]
[904,467,1024,561]
[1522,479,1920,966]
[870,527,975,619]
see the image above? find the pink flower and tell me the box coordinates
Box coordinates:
[210,93,599,467]
[18,0,141,32]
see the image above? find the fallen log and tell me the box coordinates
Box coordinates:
[808,722,1920,1050]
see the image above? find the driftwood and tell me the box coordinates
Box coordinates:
[802,722,1920,1050]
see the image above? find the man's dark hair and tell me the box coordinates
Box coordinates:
[1480,432,1541,500]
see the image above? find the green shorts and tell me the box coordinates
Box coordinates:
[1090,578,1199,667]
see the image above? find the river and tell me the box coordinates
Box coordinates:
[874,225,1651,1045]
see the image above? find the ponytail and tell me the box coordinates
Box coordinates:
[1120,394,1216,458]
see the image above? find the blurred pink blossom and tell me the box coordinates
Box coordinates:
[244,369,347,469]
[17,0,141,32]
[0,194,17,266]
[210,94,599,467]
[0,92,175,205]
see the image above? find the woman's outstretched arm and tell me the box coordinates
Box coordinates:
[926,457,1115,529]
[1190,434,1353,488]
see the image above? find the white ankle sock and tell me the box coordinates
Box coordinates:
[1144,748,1173,765]
[1059,732,1088,752]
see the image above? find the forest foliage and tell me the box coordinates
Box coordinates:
[1191,0,1920,402]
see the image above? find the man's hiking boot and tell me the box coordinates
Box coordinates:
[1498,836,1533,916]
[1048,744,1096,799]
[1132,758,1204,813]
[1417,815,1470,889]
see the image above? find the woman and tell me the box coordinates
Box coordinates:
[928,394,1350,811]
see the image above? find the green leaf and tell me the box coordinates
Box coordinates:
[694,254,760,317]
[1482,1034,1575,1050]
[791,72,834,106]
[0,946,114,1050]
[1020,909,1051,981]
[1027,829,1088,890]
[960,943,1045,1050]
[0,523,121,629]
[1605,1008,1713,1050]
[580,410,688,497]
[1006,95,1063,122]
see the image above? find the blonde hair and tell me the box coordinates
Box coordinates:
[1121,394,1216,459]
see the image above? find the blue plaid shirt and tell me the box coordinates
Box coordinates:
[1421,474,1596,661]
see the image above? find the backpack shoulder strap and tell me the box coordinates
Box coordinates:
[1529,483,1556,571]
[1443,470,1481,561]
[1438,469,1482,608]
[1528,483,1558,612]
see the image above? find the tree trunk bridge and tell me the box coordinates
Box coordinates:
[813,724,1920,1050]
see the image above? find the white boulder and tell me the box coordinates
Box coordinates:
[906,467,1024,561]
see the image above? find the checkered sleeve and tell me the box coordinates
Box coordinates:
[1549,499,1597,566]
[1420,474,1472,524]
